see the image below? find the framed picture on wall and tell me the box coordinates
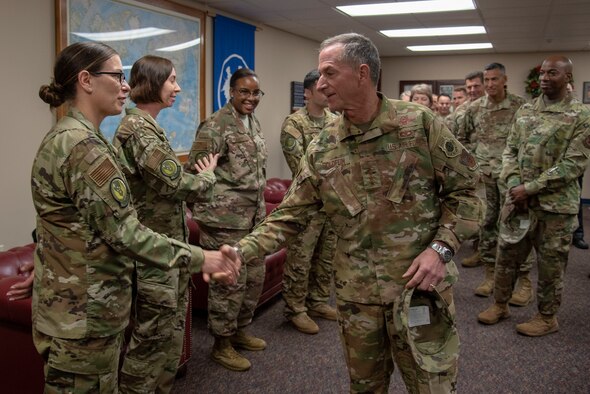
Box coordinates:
[583,82,590,104]
[56,0,205,156]
[400,80,464,97]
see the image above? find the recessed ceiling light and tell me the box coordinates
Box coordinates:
[337,0,475,17]
[381,26,486,38]
[407,43,493,51]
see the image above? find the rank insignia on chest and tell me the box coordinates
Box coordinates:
[160,159,180,179]
[110,177,130,208]
[440,137,461,158]
[398,129,414,139]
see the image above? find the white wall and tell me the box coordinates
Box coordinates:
[0,1,588,248]
[0,0,54,250]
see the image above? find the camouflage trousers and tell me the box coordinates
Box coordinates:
[494,210,577,315]
[282,212,335,318]
[33,328,123,393]
[199,223,265,337]
[119,263,190,394]
[480,176,534,272]
[336,293,457,394]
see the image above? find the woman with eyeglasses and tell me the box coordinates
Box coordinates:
[186,67,267,372]
[32,42,240,392]
[112,55,221,393]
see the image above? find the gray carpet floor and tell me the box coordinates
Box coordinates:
[173,205,590,393]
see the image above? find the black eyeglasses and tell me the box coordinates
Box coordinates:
[90,71,126,84]
[236,88,264,98]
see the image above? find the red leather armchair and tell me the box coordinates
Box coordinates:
[189,178,292,311]
[0,244,193,392]
[0,244,44,394]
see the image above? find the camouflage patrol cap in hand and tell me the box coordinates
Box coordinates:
[393,287,459,373]
[498,203,534,244]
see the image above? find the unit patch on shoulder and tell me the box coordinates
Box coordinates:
[459,149,478,170]
[440,137,461,158]
[110,177,130,208]
[160,159,180,179]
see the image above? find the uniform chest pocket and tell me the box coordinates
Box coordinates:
[386,150,419,204]
[323,168,363,239]
[227,134,257,179]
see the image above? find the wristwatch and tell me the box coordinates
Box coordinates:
[430,242,453,264]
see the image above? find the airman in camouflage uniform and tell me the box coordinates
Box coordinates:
[236,34,481,393]
[478,56,590,336]
[445,71,485,137]
[32,43,239,392]
[280,69,338,334]
[458,63,535,303]
[186,68,268,371]
[114,58,217,394]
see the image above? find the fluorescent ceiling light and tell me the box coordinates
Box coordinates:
[381,26,486,37]
[157,38,200,52]
[72,27,175,42]
[337,0,475,17]
[407,43,493,51]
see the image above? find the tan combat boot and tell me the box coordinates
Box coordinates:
[461,250,482,267]
[509,272,534,306]
[230,329,267,351]
[308,303,338,321]
[478,302,510,325]
[210,337,251,371]
[516,313,559,336]
[474,266,495,297]
[290,312,320,334]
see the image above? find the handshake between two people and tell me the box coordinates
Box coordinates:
[7,244,242,302]
[201,244,242,285]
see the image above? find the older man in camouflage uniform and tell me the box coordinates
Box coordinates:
[235,33,481,393]
[280,69,338,334]
[458,63,534,305]
[478,56,590,336]
[186,68,268,371]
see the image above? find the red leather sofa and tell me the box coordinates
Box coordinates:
[189,177,292,311]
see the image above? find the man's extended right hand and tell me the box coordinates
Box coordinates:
[201,245,241,285]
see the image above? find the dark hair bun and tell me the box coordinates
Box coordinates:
[39,82,65,107]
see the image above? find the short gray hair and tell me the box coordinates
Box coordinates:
[320,33,381,86]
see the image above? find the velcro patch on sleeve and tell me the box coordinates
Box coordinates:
[191,139,211,152]
[146,148,166,171]
[88,157,117,187]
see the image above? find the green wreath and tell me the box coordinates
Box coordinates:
[524,65,541,98]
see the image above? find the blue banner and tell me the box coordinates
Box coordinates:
[213,15,255,111]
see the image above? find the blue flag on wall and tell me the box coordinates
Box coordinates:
[213,15,256,111]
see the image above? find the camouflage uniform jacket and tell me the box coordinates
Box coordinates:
[187,102,267,229]
[445,99,472,137]
[460,92,526,178]
[280,106,337,176]
[238,95,481,304]
[31,108,203,339]
[501,94,590,214]
[113,107,216,241]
